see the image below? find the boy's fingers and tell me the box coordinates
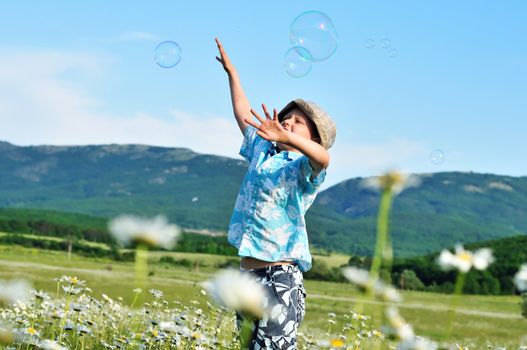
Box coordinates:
[273,109,278,121]
[244,118,261,130]
[261,104,271,120]
[250,109,265,124]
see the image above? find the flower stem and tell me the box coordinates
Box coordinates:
[135,243,148,292]
[239,317,254,349]
[446,272,466,339]
[57,294,71,343]
[368,188,394,338]
[130,291,140,309]
[369,189,394,281]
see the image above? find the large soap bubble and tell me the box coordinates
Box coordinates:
[289,11,338,62]
[154,41,182,68]
[284,47,313,78]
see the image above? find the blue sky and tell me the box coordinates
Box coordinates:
[0,1,525,188]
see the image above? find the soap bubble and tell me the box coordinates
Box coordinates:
[154,41,182,68]
[192,197,199,202]
[380,38,391,49]
[365,39,375,49]
[430,149,445,165]
[284,47,312,78]
[389,48,398,58]
[289,11,338,61]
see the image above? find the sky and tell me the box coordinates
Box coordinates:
[0,1,525,189]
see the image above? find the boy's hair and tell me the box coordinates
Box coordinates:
[278,99,337,149]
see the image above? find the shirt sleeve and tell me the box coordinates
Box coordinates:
[298,156,327,194]
[239,125,260,162]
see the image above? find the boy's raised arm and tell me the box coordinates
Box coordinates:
[215,38,252,135]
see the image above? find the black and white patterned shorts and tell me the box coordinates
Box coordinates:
[236,264,307,350]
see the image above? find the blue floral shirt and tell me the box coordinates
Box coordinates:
[227,125,326,272]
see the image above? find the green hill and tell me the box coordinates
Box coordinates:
[1,141,526,257]
[311,172,527,256]
[0,142,246,230]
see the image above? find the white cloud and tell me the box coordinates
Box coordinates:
[0,48,429,188]
[0,48,241,157]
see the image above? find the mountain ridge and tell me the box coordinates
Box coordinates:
[1,141,525,257]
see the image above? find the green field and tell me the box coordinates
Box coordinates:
[1,245,525,348]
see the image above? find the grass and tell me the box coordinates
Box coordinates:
[1,244,526,348]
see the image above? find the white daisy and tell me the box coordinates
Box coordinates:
[202,269,266,319]
[108,215,180,249]
[437,244,494,273]
[361,171,420,196]
[0,279,32,305]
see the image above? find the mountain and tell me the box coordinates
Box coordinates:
[0,141,246,230]
[311,172,527,256]
[1,141,526,257]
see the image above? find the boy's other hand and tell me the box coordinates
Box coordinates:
[245,104,288,144]
[215,38,235,74]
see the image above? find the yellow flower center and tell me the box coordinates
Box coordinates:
[330,339,345,347]
[379,172,405,190]
[458,251,472,262]
[191,331,201,340]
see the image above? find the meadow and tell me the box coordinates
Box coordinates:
[1,244,525,349]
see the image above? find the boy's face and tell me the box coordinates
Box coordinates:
[277,107,320,152]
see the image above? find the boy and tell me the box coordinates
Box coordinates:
[215,38,336,349]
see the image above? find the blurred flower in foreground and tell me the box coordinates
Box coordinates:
[386,307,437,350]
[386,306,415,340]
[40,339,69,350]
[361,171,420,196]
[398,336,438,350]
[437,244,494,273]
[514,264,527,292]
[202,269,266,319]
[341,266,402,302]
[0,322,13,346]
[0,279,32,305]
[108,215,180,249]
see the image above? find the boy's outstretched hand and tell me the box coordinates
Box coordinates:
[215,38,235,74]
[245,104,289,144]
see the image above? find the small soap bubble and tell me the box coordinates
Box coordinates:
[365,39,375,49]
[289,11,338,61]
[192,197,199,202]
[154,41,182,68]
[389,48,398,58]
[284,47,312,78]
[380,38,391,49]
[430,149,445,165]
